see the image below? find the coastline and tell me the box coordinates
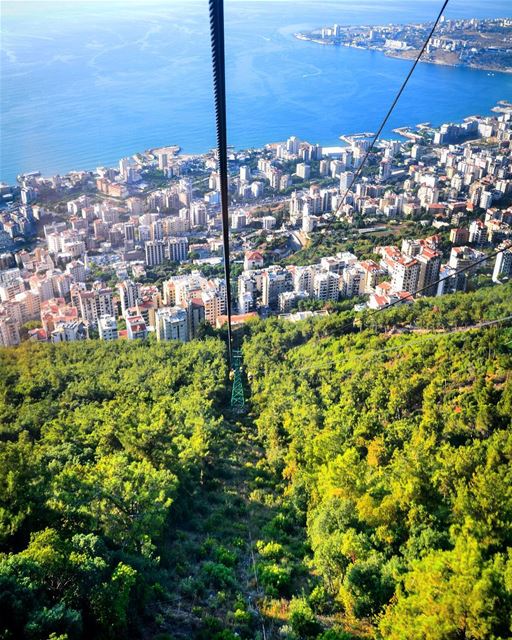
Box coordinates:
[295,33,512,75]
[3,50,510,183]
[385,50,512,75]
[5,99,510,188]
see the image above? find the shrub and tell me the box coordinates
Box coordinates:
[317,631,357,640]
[201,562,236,589]
[258,562,292,597]
[214,545,237,567]
[256,540,284,559]
[308,584,334,615]
[25,603,82,640]
[288,597,322,639]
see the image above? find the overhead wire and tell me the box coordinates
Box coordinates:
[208,0,451,366]
[208,8,267,635]
[207,0,506,368]
[307,0,451,262]
[209,0,234,365]
[276,0,512,343]
[203,0,510,626]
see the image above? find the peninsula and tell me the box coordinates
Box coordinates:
[295,17,512,73]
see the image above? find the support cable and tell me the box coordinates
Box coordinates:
[307,0,450,261]
[208,0,451,365]
[209,0,233,364]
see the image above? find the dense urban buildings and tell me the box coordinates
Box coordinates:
[1,103,511,346]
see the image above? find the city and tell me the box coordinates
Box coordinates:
[296,16,512,72]
[2,2,512,639]
[1,103,511,347]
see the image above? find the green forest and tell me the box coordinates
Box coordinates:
[1,283,511,639]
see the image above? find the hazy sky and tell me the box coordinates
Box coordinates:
[0,0,454,3]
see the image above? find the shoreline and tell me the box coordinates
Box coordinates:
[3,60,511,185]
[385,50,512,75]
[3,101,505,189]
[296,33,512,75]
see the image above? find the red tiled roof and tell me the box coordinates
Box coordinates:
[372,294,388,306]
[420,247,440,259]
[126,315,145,330]
[28,328,48,341]
[216,312,258,327]
[395,256,418,267]
[360,260,379,271]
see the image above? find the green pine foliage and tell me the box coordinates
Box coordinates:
[242,282,512,638]
[1,283,512,639]
[0,338,227,639]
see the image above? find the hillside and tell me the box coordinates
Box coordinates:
[241,283,512,639]
[1,284,512,639]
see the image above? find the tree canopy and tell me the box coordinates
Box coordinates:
[1,283,511,639]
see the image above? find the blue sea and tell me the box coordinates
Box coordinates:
[1,0,512,183]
